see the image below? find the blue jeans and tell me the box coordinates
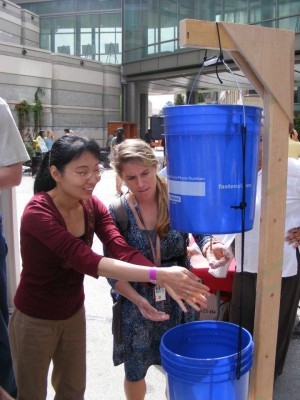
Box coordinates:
[0,213,17,397]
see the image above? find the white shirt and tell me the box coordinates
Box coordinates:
[0,97,29,168]
[0,97,30,197]
[159,166,167,179]
[219,158,300,277]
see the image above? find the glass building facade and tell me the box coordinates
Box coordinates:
[20,0,122,63]
[16,0,300,64]
[123,0,300,62]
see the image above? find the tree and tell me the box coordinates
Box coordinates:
[294,114,300,134]
[15,100,31,137]
[198,92,205,104]
[32,87,45,134]
[174,94,185,105]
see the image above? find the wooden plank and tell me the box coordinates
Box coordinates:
[179,19,236,50]
[219,21,294,123]
[229,51,264,98]
[249,96,289,399]
[180,19,294,122]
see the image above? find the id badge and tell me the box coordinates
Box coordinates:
[154,285,166,302]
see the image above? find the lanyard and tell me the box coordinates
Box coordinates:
[133,197,161,267]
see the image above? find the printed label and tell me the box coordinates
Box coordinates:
[219,183,252,190]
[168,179,205,197]
[169,194,181,202]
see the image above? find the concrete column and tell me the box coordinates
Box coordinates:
[124,81,141,135]
[140,93,148,139]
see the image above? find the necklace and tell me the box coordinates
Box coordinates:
[132,195,161,267]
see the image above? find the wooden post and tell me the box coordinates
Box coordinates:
[179,19,294,399]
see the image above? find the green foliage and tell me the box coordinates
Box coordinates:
[15,87,45,157]
[33,87,45,133]
[198,92,205,103]
[25,143,35,159]
[294,114,300,133]
[34,86,45,102]
[174,94,185,105]
[15,100,31,132]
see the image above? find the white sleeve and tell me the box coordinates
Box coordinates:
[0,97,29,167]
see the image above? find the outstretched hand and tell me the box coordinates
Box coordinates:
[204,242,231,269]
[157,266,210,313]
[285,227,300,248]
[136,296,170,321]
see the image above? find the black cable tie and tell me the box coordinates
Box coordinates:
[216,63,223,84]
[231,201,247,210]
[215,23,224,84]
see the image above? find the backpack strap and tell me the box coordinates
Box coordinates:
[110,194,129,239]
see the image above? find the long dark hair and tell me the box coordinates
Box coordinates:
[34,135,101,193]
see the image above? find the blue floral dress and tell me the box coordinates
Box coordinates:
[107,197,209,381]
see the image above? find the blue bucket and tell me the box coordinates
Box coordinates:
[160,321,253,400]
[163,104,262,233]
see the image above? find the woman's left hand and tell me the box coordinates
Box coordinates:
[285,227,300,248]
[203,242,231,269]
[157,266,210,313]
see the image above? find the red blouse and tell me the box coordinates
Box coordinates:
[14,192,153,320]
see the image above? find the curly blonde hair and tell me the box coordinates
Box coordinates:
[112,139,170,237]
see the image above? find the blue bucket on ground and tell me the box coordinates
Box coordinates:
[160,321,253,400]
[163,104,263,233]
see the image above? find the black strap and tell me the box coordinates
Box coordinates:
[104,195,130,257]
[110,195,129,239]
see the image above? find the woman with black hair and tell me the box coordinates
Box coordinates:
[8,135,210,400]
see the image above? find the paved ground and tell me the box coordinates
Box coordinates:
[14,165,300,399]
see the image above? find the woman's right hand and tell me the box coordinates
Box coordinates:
[157,266,210,313]
[113,280,170,322]
[136,296,170,321]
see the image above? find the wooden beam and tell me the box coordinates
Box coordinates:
[179,19,294,121]
[179,19,236,50]
[250,95,289,398]
[179,18,294,399]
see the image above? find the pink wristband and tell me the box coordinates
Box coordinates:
[149,267,157,284]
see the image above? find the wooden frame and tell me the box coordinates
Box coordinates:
[179,19,295,399]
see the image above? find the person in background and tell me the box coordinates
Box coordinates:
[111,127,125,147]
[144,129,155,147]
[64,128,74,135]
[0,96,30,398]
[106,130,116,150]
[224,137,300,379]
[159,164,167,179]
[44,130,54,151]
[289,123,299,142]
[108,139,230,400]
[33,130,46,156]
[111,127,126,195]
[288,123,300,159]
[8,135,209,400]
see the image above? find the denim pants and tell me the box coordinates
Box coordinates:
[0,213,17,397]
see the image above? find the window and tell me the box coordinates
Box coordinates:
[54,17,75,55]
